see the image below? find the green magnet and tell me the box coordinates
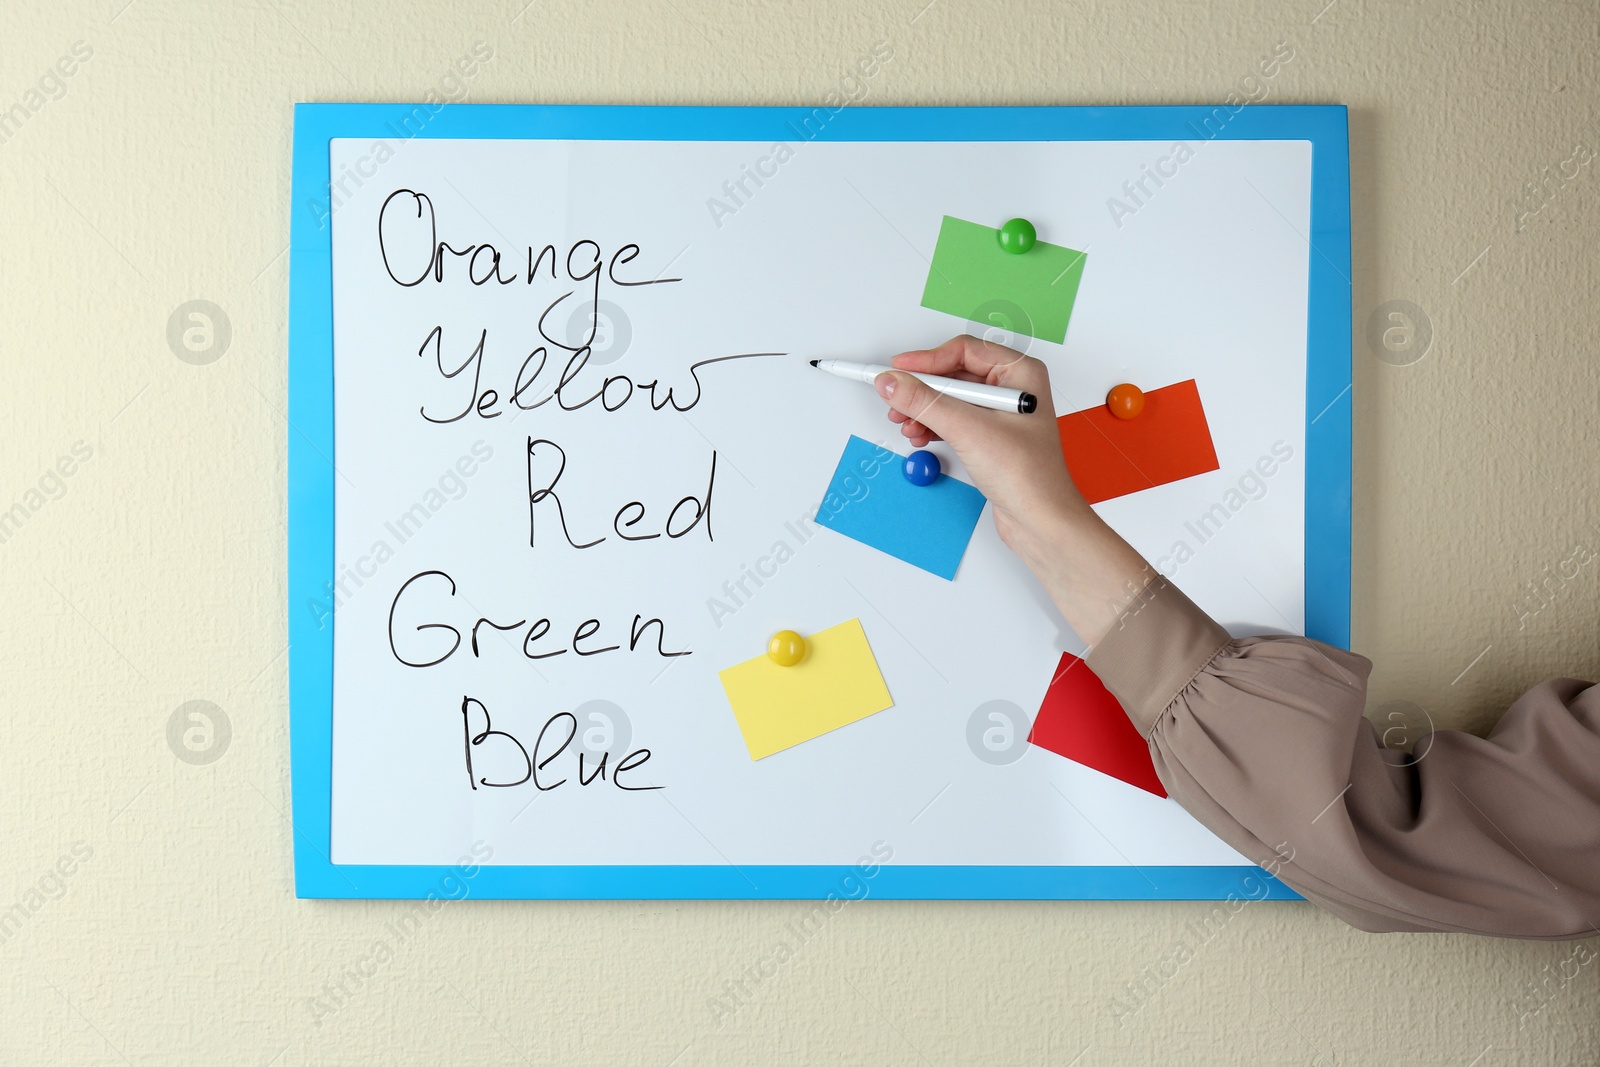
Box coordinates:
[997,217,1037,254]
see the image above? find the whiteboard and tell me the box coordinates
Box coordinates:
[287,104,1352,899]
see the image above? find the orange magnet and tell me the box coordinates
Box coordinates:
[1106,383,1145,420]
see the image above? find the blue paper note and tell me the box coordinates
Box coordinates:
[814,436,988,580]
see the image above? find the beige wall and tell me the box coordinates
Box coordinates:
[2,0,1597,1063]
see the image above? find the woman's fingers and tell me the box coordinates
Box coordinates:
[874,370,983,446]
[886,405,940,444]
[874,335,1057,450]
[891,335,1050,394]
[890,336,986,377]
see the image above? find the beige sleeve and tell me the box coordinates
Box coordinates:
[1084,578,1600,939]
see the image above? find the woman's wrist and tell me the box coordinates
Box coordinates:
[1007,491,1098,573]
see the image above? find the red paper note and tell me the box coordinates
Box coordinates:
[1057,379,1219,504]
[1028,652,1167,797]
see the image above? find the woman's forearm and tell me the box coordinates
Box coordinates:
[1008,497,1157,650]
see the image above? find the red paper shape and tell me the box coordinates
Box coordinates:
[1056,379,1219,505]
[1028,652,1167,797]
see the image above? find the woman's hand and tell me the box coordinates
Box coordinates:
[872,335,1080,554]
[872,335,1155,647]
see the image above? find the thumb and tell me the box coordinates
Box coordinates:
[873,371,980,443]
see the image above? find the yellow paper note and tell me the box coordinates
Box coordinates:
[718,618,894,760]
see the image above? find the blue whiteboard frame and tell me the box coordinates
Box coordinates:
[288,103,1350,900]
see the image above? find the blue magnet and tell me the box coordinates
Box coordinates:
[903,450,941,486]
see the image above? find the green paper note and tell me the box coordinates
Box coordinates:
[919,216,1087,344]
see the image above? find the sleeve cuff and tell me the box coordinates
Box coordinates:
[1083,577,1233,736]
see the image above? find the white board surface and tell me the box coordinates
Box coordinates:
[326,136,1310,867]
